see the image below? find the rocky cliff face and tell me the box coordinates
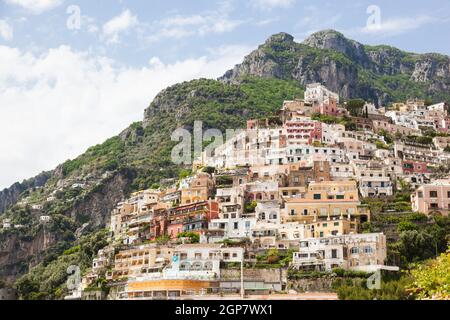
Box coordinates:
[2,29,450,290]
[66,168,136,228]
[0,172,51,214]
[0,168,136,285]
[220,29,450,106]
[0,77,304,286]
[0,229,51,284]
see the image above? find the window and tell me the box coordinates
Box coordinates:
[313,194,321,200]
[234,222,238,230]
[331,249,337,259]
[430,191,438,198]
[336,195,344,200]
[364,246,373,254]
[351,247,359,254]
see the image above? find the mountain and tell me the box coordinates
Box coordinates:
[0,172,51,214]
[1,29,450,295]
[0,77,304,289]
[220,30,450,106]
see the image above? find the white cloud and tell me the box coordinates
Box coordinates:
[251,0,296,9]
[4,0,63,14]
[148,2,244,42]
[254,17,280,27]
[154,14,243,41]
[102,9,138,43]
[293,5,342,39]
[358,16,435,36]
[0,20,13,41]
[0,44,252,189]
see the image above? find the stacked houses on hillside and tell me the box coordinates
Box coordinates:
[67,83,450,300]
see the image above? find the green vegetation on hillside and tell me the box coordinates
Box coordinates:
[14,230,108,300]
[1,76,306,296]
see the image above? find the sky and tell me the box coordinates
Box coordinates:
[0,0,450,189]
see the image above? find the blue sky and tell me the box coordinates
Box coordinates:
[0,0,449,189]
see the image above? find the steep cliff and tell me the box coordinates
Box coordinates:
[0,172,51,214]
[0,77,304,286]
[2,29,450,293]
[220,30,450,106]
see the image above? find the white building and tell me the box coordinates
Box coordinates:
[305,83,340,104]
[2,219,12,229]
[40,216,51,223]
[292,233,393,272]
[255,201,281,224]
[164,244,244,280]
[207,217,256,241]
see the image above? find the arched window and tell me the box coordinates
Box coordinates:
[192,262,203,271]
[350,247,359,254]
[204,262,213,271]
[259,212,266,220]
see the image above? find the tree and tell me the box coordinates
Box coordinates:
[156,235,171,245]
[346,99,366,117]
[177,232,200,243]
[409,248,450,299]
[397,221,418,232]
[397,230,437,264]
[378,129,394,144]
[203,166,216,174]
[244,201,257,213]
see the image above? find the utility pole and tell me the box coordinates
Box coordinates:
[240,256,244,300]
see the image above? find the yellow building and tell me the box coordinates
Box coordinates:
[306,217,357,238]
[283,181,369,226]
[108,245,174,280]
[125,279,219,299]
[181,173,215,205]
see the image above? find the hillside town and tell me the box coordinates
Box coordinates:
[55,83,450,300]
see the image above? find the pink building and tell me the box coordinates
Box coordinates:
[285,119,322,145]
[438,118,450,133]
[411,180,450,216]
[313,98,338,116]
[402,160,432,175]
